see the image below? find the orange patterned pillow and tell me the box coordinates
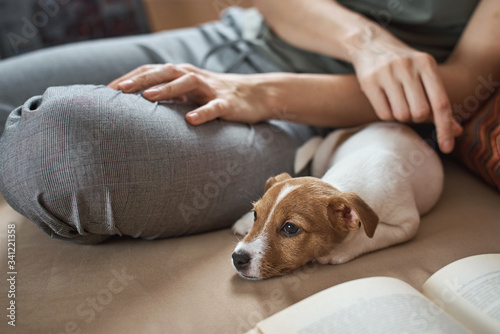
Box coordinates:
[454,91,500,191]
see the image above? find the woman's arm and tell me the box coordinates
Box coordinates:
[253,0,367,62]
[259,67,466,126]
[442,0,500,108]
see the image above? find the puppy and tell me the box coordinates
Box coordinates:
[231,122,443,280]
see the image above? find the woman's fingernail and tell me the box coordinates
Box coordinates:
[187,112,199,122]
[442,140,453,153]
[144,88,160,98]
[118,80,134,91]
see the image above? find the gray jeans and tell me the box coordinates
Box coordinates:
[0,9,322,243]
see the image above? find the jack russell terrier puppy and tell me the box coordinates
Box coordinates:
[231,122,444,280]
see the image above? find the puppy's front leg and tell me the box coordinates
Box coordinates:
[232,211,254,235]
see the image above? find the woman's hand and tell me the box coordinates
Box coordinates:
[107,64,270,126]
[348,28,463,153]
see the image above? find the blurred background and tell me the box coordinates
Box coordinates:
[0,0,252,59]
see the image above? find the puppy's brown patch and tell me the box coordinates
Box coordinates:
[242,174,379,278]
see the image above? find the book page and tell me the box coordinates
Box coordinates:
[251,277,469,334]
[421,254,500,334]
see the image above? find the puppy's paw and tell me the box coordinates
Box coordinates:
[232,211,254,235]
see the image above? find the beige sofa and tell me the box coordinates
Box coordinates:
[1,3,500,334]
[141,0,253,31]
[1,158,499,334]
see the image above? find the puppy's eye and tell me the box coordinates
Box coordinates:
[281,222,301,236]
[253,211,257,221]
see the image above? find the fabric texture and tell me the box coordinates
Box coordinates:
[454,91,500,191]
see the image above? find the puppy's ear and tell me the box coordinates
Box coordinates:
[327,192,379,238]
[264,173,292,192]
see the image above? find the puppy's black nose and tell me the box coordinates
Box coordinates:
[232,251,251,270]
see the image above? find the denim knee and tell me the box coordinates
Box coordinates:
[0,85,141,243]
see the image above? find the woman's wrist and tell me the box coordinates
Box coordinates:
[245,73,294,122]
[347,23,412,71]
[253,73,317,123]
[340,16,385,64]
[240,73,285,121]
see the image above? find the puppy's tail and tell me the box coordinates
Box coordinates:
[294,136,323,175]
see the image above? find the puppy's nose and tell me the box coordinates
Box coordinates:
[232,251,251,270]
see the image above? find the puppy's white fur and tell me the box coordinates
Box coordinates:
[233,122,443,277]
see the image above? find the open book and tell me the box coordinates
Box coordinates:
[247,254,500,334]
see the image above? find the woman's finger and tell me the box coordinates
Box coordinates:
[361,81,394,121]
[119,64,186,93]
[185,98,229,126]
[397,66,431,123]
[143,72,208,102]
[420,67,459,153]
[380,74,411,122]
[177,63,206,74]
[107,64,160,90]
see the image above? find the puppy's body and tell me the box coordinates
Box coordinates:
[310,122,443,264]
[232,122,444,279]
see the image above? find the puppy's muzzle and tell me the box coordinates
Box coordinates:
[232,251,251,271]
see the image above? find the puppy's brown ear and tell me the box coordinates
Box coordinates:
[327,192,379,238]
[264,173,292,192]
